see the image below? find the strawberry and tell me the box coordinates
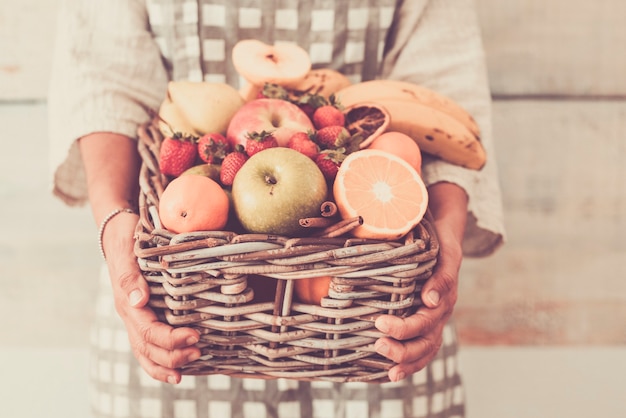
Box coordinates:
[159,134,198,177]
[287,131,319,159]
[220,146,249,186]
[312,95,344,129]
[245,130,279,157]
[314,148,346,182]
[197,132,230,164]
[312,105,345,129]
[296,93,329,121]
[315,125,351,150]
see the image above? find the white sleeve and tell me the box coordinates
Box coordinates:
[48,0,168,206]
[380,0,505,257]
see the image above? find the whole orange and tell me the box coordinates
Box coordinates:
[367,131,422,175]
[159,174,229,233]
[294,276,332,305]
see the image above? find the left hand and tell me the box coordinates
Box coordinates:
[374,182,467,382]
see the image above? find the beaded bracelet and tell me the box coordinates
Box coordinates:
[98,208,136,260]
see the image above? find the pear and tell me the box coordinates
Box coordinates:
[159,81,245,137]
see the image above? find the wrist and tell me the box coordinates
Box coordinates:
[98,208,137,260]
[427,182,468,245]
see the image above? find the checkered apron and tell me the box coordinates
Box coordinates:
[88,1,466,417]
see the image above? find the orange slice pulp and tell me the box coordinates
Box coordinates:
[333,149,428,240]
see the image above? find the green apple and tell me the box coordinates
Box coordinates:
[232,147,328,236]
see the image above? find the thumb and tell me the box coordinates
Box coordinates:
[420,248,462,309]
[108,261,151,309]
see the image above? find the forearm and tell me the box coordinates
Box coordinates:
[79,133,141,224]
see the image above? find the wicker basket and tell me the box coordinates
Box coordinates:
[134,122,439,383]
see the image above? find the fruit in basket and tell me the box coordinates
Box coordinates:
[197,133,230,164]
[288,68,352,99]
[367,131,422,175]
[232,39,311,88]
[315,126,351,150]
[314,148,346,182]
[294,276,332,305]
[181,163,221,182]
[287,131,319,159]
[336,79,481,138]
[312,97,345,129]
[159,175,230,233]
[333,149,428,240]
[219,146,248,187]
[239,67,351,103]
[231,147,328,235]
[336,80,486,169]
[158,81,244,137]
[226,98,315,147]
[343,102,390,149]
[158,134,198,177]
[245,130,279,157]
[369,97,485,170]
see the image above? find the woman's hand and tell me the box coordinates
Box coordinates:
[80,132,200,384]
[103,212,201,384]
[374,182,468,382]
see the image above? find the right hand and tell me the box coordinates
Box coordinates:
[103,212,201,384]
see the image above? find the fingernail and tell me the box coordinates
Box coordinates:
[129,289,142,307]
[187,351,201,362]
[167,375,178,385]
[186,335,199,346]
[376,318,390,334]
[427,290,440,306]
[375,340,389,356]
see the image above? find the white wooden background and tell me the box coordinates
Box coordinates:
[1,0,625,349]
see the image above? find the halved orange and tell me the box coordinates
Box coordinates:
[343,102,390,149]
[333,149,428,240]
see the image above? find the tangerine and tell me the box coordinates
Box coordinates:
[367,131,422,175]
[294,276,332,305]
[333,149,428,240]
[159,174,229,233]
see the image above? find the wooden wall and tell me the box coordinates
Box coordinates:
[1,0,624,346]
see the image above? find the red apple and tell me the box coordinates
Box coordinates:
[226,98,315,147]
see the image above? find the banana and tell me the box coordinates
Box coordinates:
[335,79,480,139]
[370,97,486,170]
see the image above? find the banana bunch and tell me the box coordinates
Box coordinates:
[335,79,486,170]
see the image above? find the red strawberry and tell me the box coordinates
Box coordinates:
[220,146,249,186]
[197,132,230,164]
[314,148,346,182]
[313,105,345,129]
[245,130,279,157]
[315,125,351,150]
[296,93,329,121]
[287,131,319,159]
[159,134,198,177]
